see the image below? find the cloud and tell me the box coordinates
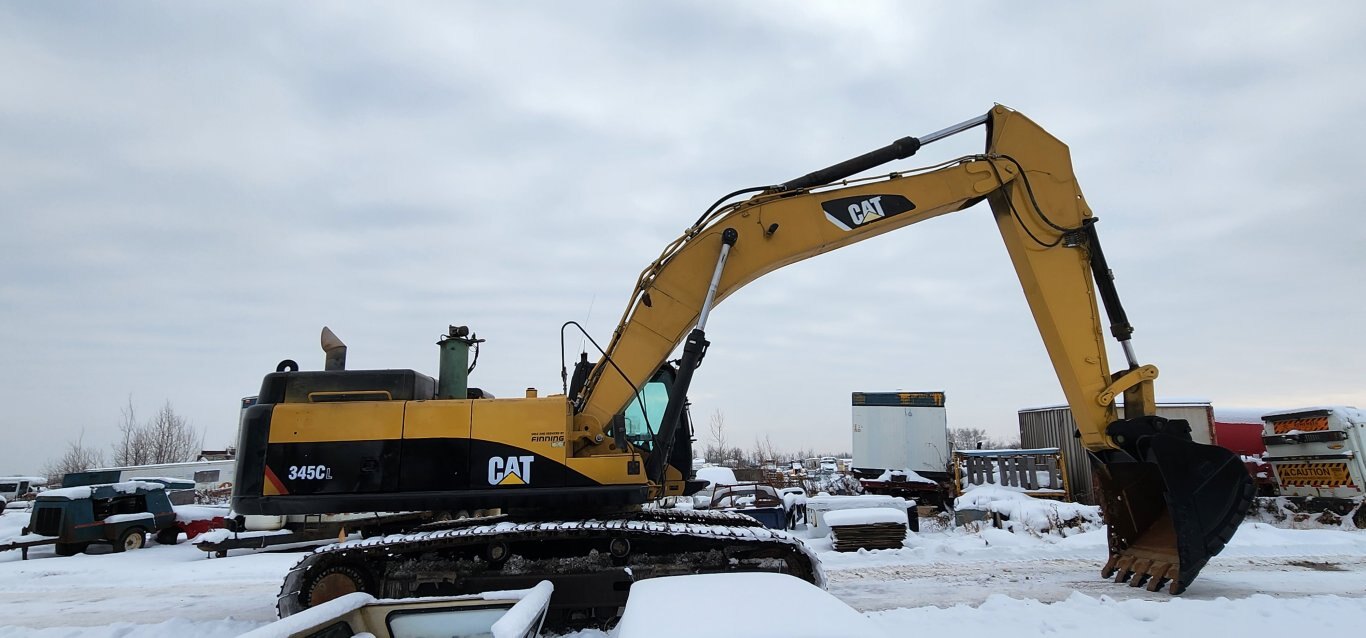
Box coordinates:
[1,2,1363,473]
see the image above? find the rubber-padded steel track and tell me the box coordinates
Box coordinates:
[277,508,823,629]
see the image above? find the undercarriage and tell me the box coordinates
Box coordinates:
[277,508,823,630]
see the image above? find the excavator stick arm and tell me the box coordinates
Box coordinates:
[575,105,1252,593]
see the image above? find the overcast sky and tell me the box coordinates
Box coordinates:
[2,2,1364,475]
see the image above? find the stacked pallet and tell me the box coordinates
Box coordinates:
[825,507,908,552]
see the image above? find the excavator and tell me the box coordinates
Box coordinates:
[232,104,1254,626]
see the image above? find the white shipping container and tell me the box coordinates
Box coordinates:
[852,392,950,475]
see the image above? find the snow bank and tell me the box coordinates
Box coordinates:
[868,592,1366,637]
[954,484,1101,534]
[614,573,885,637]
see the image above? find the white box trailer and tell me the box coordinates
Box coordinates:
[851,392,951,506]
[852,391,950,476]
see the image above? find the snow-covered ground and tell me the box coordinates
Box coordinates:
[2,509,1364,637]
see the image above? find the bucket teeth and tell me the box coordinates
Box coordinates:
[1127,559,1153,587]
[1101,554,1120,578]
[1111,555,1137,583]
[1143,562,1175,592]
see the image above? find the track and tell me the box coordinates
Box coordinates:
[277,508,822,628]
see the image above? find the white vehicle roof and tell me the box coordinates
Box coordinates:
[694,466,737,487]
[615,573,885,638]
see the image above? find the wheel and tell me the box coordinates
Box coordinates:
[485,540,510,565]
[54,542,86,556]
[114,528,146,553]
[156,528,180,546]
[300,563,373,609]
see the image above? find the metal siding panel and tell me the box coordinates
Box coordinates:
[853,404,948,473]
[1019,407,1094,504]
[1020,402,1216,505]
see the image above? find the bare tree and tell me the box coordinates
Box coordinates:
[705,410,730,464]
[144,401,202,464]
[751,433,782,466]
[111,400,204,466]
[950,427,1020,451]
[112,395,150,467]
[43,431,105,486]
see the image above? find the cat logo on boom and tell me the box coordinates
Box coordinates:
[488,455,535,486]
[820,194,916,232]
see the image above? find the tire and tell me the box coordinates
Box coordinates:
[156,528,180,546]
[54,542,86,557]
[114,528,146,553]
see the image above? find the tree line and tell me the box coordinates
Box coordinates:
[43,398,204,485]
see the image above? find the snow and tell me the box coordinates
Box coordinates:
[103,512,155,524]
[693,466,737,487]
[37,485,92,500]
[871,468,936,484]
[489,580,553,638]
[173,505,229,524]
[39,480,165,500]
[824,507,908,526]
[1264,405,1363,420]
[238,592,376,638]
[954,484,1102,532]
[613,572,884,637]
[2,501,1366,637]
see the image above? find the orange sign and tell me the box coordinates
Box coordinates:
[1271,416,1329,434]
[1274,462,1354,487]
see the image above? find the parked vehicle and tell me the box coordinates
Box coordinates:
[0,480,180,558]
[0,476,45,505]
[239,581,552,638]
[851,391,951,507]
[1261,406,1366,527]
[699,483,790,529]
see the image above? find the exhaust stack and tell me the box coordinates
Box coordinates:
[321,327,347,371]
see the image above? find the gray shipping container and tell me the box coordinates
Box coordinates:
[1018,402,1214,505]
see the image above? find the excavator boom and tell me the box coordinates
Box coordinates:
[574,104,1253,593]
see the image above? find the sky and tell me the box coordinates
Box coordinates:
[2,2,1364,475]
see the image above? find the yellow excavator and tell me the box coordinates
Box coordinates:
[233,105,1254,626]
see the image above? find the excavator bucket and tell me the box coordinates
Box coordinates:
[1092,429,1255,593]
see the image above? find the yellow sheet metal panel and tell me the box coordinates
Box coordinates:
[402,400,473,440]
[471,397,573,462]
[268,402,405,443]
[566,455,647,487]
